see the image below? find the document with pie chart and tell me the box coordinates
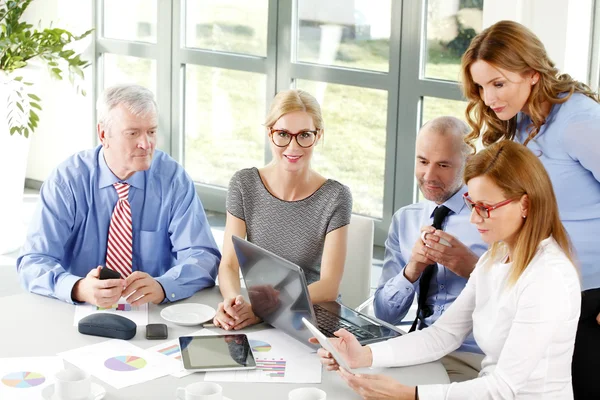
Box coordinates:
[57,339,181,389]
[0,356,63,400]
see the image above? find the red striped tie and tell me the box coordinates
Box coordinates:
[106,182,133,277]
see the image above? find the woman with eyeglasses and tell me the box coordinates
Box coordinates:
[460,20,600,398]
[313,141,580,399]
[213,89,352,330]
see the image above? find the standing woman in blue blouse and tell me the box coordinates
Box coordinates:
[460,20,600,399]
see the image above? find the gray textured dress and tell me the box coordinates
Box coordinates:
[226,167,352,282]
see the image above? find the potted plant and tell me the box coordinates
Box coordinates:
[0,0,92,254]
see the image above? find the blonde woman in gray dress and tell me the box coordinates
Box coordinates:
[213,89,353,330]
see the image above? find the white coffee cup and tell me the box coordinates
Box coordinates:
[53,369,91,400]
[288,387,327,400]
[176,382,223,400]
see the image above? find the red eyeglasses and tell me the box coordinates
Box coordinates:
[463,192,516,219]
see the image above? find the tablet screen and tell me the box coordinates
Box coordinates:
[179,335,256,371]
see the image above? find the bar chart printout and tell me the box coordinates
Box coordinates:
[204,329,321,383]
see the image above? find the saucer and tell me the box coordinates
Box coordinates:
[161,303,216,326]
[41,382,106,400]
[177,396,232,400]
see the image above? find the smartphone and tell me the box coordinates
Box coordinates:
[99,267,122,280]
[146,323,168,340]
[421,231,451,247]
[302,317,355,374]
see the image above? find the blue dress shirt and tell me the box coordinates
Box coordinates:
[516,93,600,291]
[374,186,488,353]
[17,146,221,304]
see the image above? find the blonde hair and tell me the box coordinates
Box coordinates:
[264,89,324,131]
[461,20,599,148]
[463,141,576,286]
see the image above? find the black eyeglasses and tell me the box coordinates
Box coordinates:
[269,128,318,148]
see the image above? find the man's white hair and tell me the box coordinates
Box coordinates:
[97,84,158,133]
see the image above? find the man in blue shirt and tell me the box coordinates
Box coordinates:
[374,116,487,381]
[17,84,221,307]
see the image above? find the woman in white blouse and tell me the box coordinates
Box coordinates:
[314,140,581,399]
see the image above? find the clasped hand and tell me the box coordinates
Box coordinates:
[213,294,261,331]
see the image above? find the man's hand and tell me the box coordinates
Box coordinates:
[404,226,436,283]
[72,266,124,307]
[122,271,165,306]
[422,230,479,278]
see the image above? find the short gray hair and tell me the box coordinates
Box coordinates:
[420,116,471,157]
[97,84,158,133]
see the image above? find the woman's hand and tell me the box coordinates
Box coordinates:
[309,328,373,371]
[338,367,415,400]
[213,295,260,330]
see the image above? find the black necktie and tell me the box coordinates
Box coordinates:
[409,205,452,333]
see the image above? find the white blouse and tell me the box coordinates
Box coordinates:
[369,237,581,399]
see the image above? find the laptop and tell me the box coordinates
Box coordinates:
[232,236,402,348]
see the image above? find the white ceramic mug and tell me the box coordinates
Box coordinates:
[288,387,327,400]
[176,382,223,400]
[53,369,91,400]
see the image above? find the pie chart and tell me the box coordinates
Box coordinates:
[249,340,272,352]
[104,355,147,372]
[1,371,46,388]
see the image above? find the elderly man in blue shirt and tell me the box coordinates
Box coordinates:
[17,84,221,307]
[374,116,487,382]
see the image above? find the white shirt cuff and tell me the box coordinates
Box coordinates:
[368,340,396,368]
[417,384,450,400]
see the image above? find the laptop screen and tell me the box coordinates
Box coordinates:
[232,236,403,348]
[232,236,317,336]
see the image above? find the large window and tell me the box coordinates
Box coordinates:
[96,0,596,245]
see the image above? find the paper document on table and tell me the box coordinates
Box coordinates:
[0,356,63,400]
[203,328,322,383]
[57,339,180,389]
[146,328,209,378]
[73,297,148,326]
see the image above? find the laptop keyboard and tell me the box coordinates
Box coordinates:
[313,304,375,340]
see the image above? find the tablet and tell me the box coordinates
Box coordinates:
[178,334,257,372]
[302,317,354,374]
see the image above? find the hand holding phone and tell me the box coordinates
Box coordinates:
[421,231,451,247]
[99,267,122,280]
[302,317,355,374]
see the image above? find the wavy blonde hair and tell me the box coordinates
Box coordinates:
[264,89,324,132]
[461,20,599,148]
[464,141,576,286]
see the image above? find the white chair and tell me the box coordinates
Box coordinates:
[338,214,374,309]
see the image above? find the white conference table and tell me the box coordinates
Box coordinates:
[0,265,449,399]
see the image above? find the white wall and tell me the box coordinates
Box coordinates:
[483,0,593,83]
[23,0,95,182]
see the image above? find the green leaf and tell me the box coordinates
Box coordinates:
[27,93,41,101]
[16,102,23,112]
[30,102,41,110]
